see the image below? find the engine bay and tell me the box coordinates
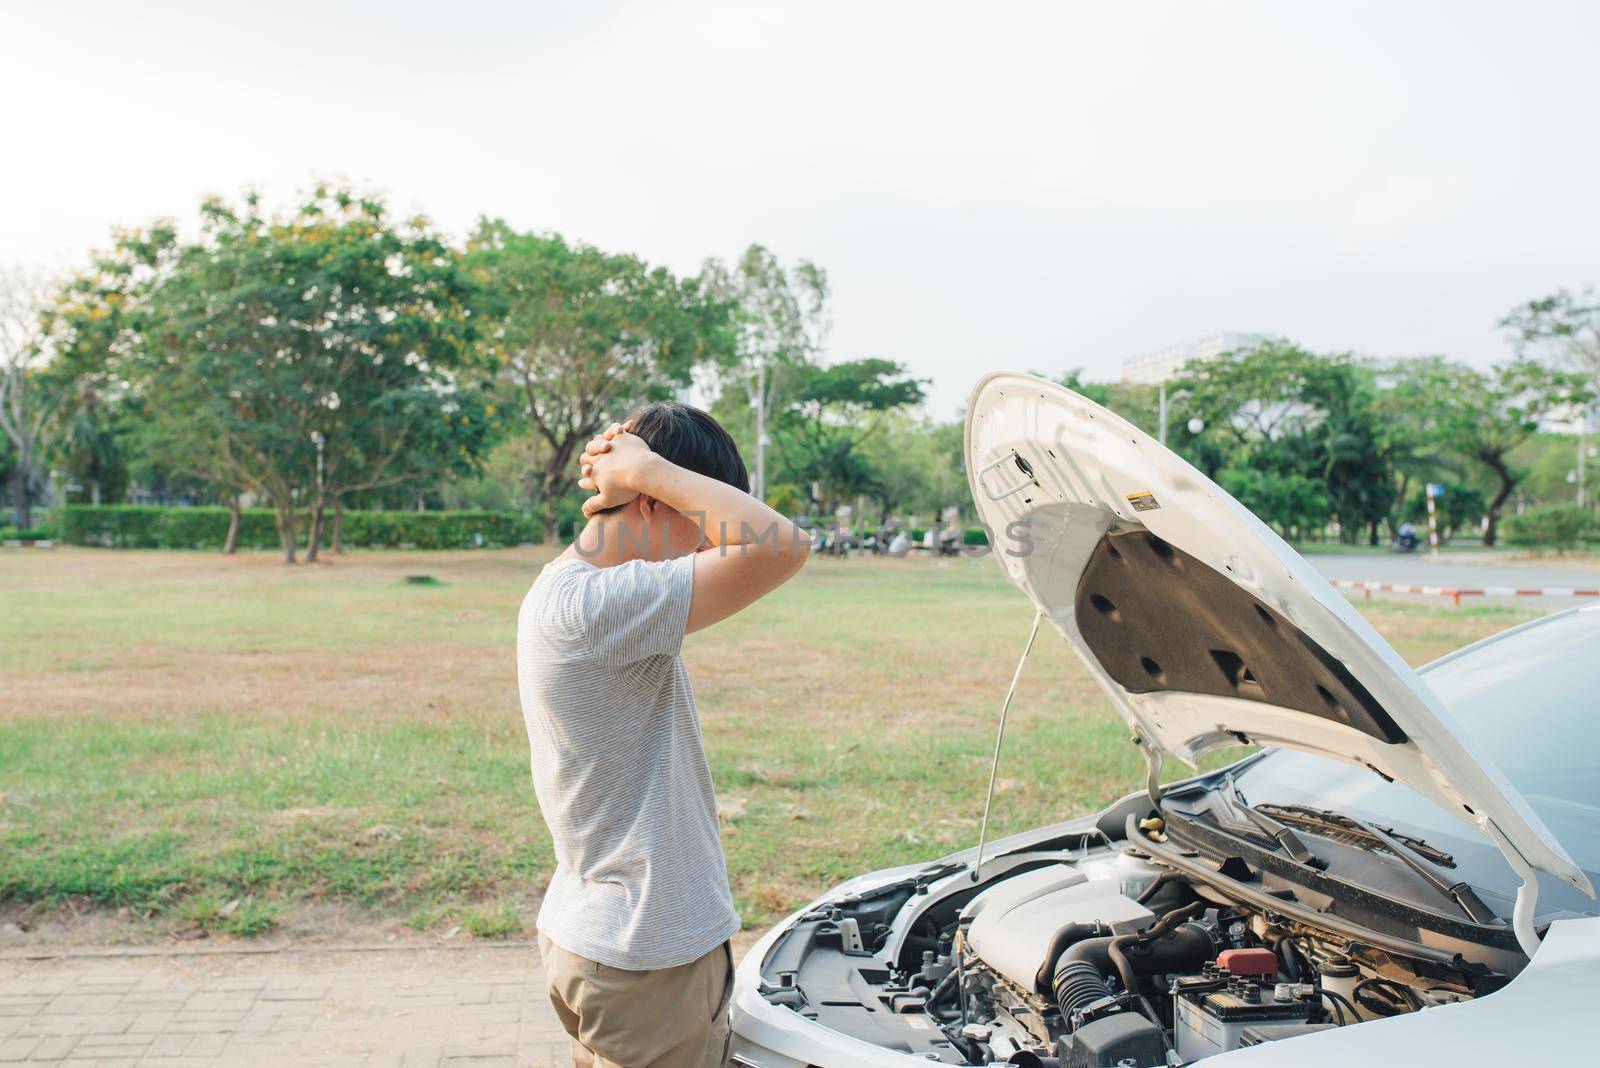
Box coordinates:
[737,376,1596,1066]
[753,817,1512,1066]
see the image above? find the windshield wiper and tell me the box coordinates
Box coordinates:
[1255,803,1456,867]
[1214,776,1325,869]
[1259,804,1499,925]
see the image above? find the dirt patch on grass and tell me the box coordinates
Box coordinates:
[3,641,520,720]
[1,546,553,720]
[0,897,541,952]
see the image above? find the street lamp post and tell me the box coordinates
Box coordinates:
[311,432,326,500]
[1578,407,1588,510]
[751,361,768,503]
[310,431,328,554]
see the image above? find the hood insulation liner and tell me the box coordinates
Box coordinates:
[1074,530,1408,746]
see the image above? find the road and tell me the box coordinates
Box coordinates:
[1306,551,1600,608]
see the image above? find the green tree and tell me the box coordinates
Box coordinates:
[46,261,244,534]
[51,377,130,506]
[0,267,60,530]
[773,358,925,514]
[857,414,966,521]
[1401,480,1486,543]
[1218,467,1331,541]
[1499,286,1600,377]
[59,187,487,561]
[465,220,734,542]
[1499,287,1599,517]
[702,245,829,501]
[1397,357,1592,545]
[1170,341,1390,542]
[1368,359,1458,538]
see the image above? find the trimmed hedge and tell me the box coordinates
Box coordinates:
[1502,504,1595,551]
[57,505,536,551]
[341,510,535,549]
[905,526,991,547]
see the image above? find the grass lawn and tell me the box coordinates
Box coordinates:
[0,546,1540,942]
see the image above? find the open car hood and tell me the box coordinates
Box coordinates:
[965,372,1592,907]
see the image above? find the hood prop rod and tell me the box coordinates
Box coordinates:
[1504,842,1543,959]
[1139,735,1163,809]
[971,609,1044,883]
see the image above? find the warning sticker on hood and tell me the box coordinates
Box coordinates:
[1126,491,1161,512]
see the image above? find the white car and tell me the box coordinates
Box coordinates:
[727,373,1599,1066]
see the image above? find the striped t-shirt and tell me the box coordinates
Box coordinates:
[517,554,739,970]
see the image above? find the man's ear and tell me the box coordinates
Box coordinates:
[635,495,660,520]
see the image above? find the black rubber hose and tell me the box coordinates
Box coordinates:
[1053,959,1111,1021]
[1147,900,1206,940]
[1006,1054,1061,1068]
[1053,914,1214,1021]
[1033,922,1110,995]
[1106,921,1213,994]
[1106,902,1206,993]
[1135,871,1178,905]
[926,965,962,1020]
[1055,925,1208,995]
[1353,977,1420,1015]
[1060,934,1114,976]
[1273,936,1304,984]
[1315,987,1360,1025]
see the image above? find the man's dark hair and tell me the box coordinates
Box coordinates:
[599,402,748,512]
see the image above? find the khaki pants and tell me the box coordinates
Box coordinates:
[539,933,733,1068]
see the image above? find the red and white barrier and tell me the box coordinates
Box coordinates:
[1332,579,1600,607]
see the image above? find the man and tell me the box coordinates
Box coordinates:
[517,402,811,1067]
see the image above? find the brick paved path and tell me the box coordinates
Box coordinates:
[0,943,572,1067]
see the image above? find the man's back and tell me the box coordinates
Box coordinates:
[518,554,739,971]
[520,404,810,1067]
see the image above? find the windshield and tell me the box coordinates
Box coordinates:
[1236,605,1600,914]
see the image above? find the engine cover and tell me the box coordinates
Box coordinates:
[965,865,1155,991]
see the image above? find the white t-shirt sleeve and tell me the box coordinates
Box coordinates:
[575,555,695,666]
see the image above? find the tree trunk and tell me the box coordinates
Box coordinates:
[275,505,299,563]
[332,499,345,553]
[305,498,326,562]
[538,436,585,546]
[10,463,27,531]
[12,443,31,530]
[542,505,560,546]
[1367,518,1380,546]
[223,497,241,555]
[1482,456,1516,548]
[1391,473,1411,540]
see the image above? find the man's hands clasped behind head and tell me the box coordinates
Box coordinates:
[569,413,811,633]
[577,419,653,517]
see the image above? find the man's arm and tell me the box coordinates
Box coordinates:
[579,428,811,634]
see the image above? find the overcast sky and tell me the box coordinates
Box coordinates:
[4,1,1598,417]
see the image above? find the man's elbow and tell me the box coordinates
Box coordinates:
[787,527,813,568]
[772,525,811,576]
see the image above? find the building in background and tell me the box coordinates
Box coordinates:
[1122,331,1267,384]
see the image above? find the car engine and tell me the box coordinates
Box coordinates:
[757,836,1497,1066]
[909,850,1483,1064]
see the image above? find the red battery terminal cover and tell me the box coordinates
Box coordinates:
[1215,948,1277,979]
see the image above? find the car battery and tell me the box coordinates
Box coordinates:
[1173,972,1317,1060]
